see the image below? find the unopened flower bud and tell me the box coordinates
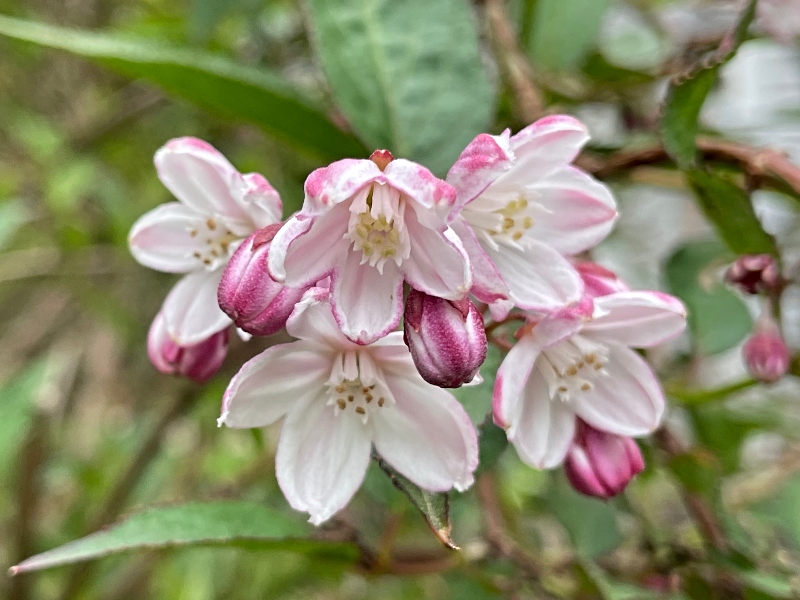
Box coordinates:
[743,316,790,383]
[575,262,629,299]
[147,311,228,382]
[724,254,780,295]
[218,225,308,336]
[564,423,644,499]
[403,289,487,388]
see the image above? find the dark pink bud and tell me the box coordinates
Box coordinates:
[724,254,781,295]
[575,262,629,299]
[403,289,488,388]
[147,311,228,383]
[564,422,645,499]
[218,226,309,336]
[743,316,790,383]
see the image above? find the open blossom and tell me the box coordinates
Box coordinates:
[493,287,686,469]
[129,137,282,345]
[267,150,471,345]
[219,290,478,525]
[447,116,618,318]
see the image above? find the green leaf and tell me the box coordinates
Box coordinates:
[686,168,777,256]
[376,457,457,549]
[753,474,800,552]
[661,0,756,168]
[665,240,752,355]
[476,415,508,476]
[0,15,366,163]
[0,360,49,478]
[528,0,609,73]
[10,501,359,574]
[304,0,494,175]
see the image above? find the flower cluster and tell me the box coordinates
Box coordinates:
[129,116,687,523]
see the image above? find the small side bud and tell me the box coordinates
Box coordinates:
[575,262,629,299]
[724,254,781,295]
[369,149,394,171]
[743,316,790,383]
[147,311,228,383]
[403,289,487,388]
[564,422,645,499]
[218,226,309,336]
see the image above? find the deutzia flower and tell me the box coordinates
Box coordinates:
[447,116,618,318]
[267,150,471,345]
[218,290,479,525]
[493,286,686,469]
[129,137,282,345]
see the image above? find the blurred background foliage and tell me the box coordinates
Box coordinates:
[1,0,800,598]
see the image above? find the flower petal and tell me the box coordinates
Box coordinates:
[401,217,471,301]
[450,218,509,304]
[484,240,583,310]
[585,291,687,348]
[572,343,665,436]
[238,173,283,229]
[505,115,589,183]
[509,369,576,469]
[276,393,372,525]
[303,159,382,215]
[493,335,541,429]
[530,167,618,255]
[447,132,514,212]
[162,269,231,345]
[154,137,248,223]
[375,369,479,492]
[128,203,208,273]
[219,340,331,428]
[385,159,456,227]
[330,252,404,344]
[286,289,356,349]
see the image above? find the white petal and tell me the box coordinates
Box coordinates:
[374,370,479,492]
[238,173,283,229]
[286,289,356,349]
[401,217,471,301]
[219,340,331,428]
[128,203,208,273]
[162,270,231,345]
[450,218,508,304]
[484,240,583,311]
[276,393,372,525]
[492,335,541,429]
[585,291,688,348]
[572,343,665,436]
[504,116,589,183]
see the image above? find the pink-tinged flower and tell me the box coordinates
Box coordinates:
[447,116,618,317]
[218,225,310,336]
[147,310,229,382]
[743,316,790,383]
[575,262,630,299]
[564,421,644,499]
[403,289,487,388]
[724,254,781,296]
[759,0,800,43]
[219,290,478,525]
[129,137,282,345]
[493,289,686,468]
[267,150,471,345]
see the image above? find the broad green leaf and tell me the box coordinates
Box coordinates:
[661,0,756,167]
[304,0,494,175]
[739,571,796,599]
[376,457,457,549]
[0,15,366,163]
[11,501,359,574]
[665,240,752,355]
[686,168,777,256]
[528,0,609,73]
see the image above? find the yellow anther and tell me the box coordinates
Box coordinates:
[512,231,523,241]
[503,217,515,230]
[355,407,366,415]
[381,247,396,258]
[523,216,533,229]
[567,366,578,376]
[347,395,354,402]
[581,383,591,391]
[378,398,385,407]
[337,399,346,410]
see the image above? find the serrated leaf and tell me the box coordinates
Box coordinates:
[0,15,366,163]
[304,0,494,176]
[376,457,457,549]
[10,501,359,574]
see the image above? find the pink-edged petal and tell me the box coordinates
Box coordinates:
[154,137,248,223]
[375,371,479,492]
[269,207,350,286]
[303,159,382,215]
[401,218,471,301]
[450,218,509,304]
[128,203,208,273]
[330,253,404,345]
[276,393,372,525]
[162,269,231,345]
[532,296,596,348]
[585,291,687,348]
[219,340,331,428]
[572,343,665,436]
[385,159,456,227]
[504,115,590,183]
[286,289,356,349]
[530,167,618,255]
[509,369,576,469]
[447,132,514,212]
[484,240,583,311]
[493,335,541,429]
[238,173,282,229]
